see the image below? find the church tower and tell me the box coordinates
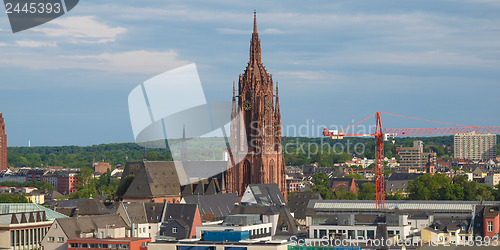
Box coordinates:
[226,11,286,197]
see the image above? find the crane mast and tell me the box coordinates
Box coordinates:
[323,111,500,209]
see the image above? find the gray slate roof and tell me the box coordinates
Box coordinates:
[182,193,239,220]
[57,214,127,239]
[241,184,286,206]
[121,161,181,198]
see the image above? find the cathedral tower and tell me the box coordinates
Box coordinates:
[226,11,286,197]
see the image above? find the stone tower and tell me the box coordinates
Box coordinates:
[0,113,7,171]
[226,11,286,197]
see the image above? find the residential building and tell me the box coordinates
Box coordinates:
[67,238,150,250]
[43,172,59,190]
[41,214,128,250]
[482,206,499,238]
[385,173,423,194]
[25,190,45,204]
[57,171,79,194]
[230,203,304,240]
[485,173,500,187]
[0,169,28,183]
[287,192,321,226]
[0,203,68,250]
[241,184,287,206]
[158,203,202,240]
[420,217,472,245]
[454,132,497,160]
[115,202,164,240]
[196,214,273,241]
[0,113,7,172]
[26,169,48,182]
[93,162,112,174]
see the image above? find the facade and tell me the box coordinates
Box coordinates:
[397,146,435,169]
[485,173,500,187]
[26,169,48,182]
[0,113,6,171]
[67,238,150,250]
[149,240,290,250]
[93,162,112,174]
[42,214,128,250]
[25,190,45,204]
[0,211,53,250]
[454,133,497,160]
[482,206,499,238]
[196,214,273,241]
[226,12,286,197]
[0,203,68,250]
[57,171,79,194]
[159,203,202,240]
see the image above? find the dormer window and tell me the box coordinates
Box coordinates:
[282,226,288,232]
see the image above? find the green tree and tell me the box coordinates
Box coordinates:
[0,194,29,203]
[358,182,376,200]
[344,173,364,180]
[311,173,330,187]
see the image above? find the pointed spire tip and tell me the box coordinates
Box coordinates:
[253,10,257,33]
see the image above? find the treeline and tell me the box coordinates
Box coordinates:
[307,172,500,201]
[7,143,172,168]
[6,136,500,168]
[283,136,457,167]
[407,173,500,201]
[0,180,55,190]
[0,194,28,203]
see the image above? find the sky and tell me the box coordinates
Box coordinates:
[1,0,500,146]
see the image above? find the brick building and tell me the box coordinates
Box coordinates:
[57,171,79,194]
[0,113,7,171]
[226,11,286,197]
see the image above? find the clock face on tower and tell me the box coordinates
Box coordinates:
[266,100,273,111]
[243,100,252,111]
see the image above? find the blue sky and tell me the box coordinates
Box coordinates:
[1,0,500,146]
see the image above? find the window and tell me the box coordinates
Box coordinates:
[488,221,493,232]
[319,229,326,238]
[282,226,288,232]
[58,237,64,242]
[367,230,375,239]
[48,237,55,242]
[357,230,365,238]
[172,227,178,233]
[451,232,456,236]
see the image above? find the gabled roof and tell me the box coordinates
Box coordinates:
[241,184,286,206]
[288,192,321,220]
[121,161,181,198]
[163,203,198,230]
[122,202,148,224]
[387,173,423,181]
[230,204,304,236]
[56,214,127,239]
[182,193,239,220]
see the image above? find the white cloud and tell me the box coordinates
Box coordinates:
[0,50,190,74]
[62,50,191,74]
[15,41,57,48]
[32,16,126,44]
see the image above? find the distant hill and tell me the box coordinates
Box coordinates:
[6,135,499,168]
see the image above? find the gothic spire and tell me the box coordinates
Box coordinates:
[249,10,261,63]
[253,9,257,33]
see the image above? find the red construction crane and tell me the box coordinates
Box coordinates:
[323,111,500,209]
